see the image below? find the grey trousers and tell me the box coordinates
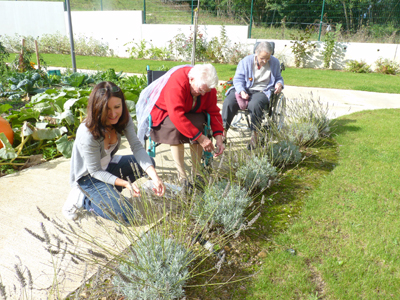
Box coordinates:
[221,89,269,131]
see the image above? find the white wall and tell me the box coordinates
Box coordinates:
[68,11,143,57]
[251,39,400,69]
[0,1,66,38]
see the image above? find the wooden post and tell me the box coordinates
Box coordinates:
[34,40,40,70]
[19,38,25,72]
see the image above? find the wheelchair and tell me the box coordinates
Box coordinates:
[144,66,214,167]
[227,41,287,132]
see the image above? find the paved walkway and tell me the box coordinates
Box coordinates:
[0,85,399,299]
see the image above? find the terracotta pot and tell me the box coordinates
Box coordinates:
[0,116,14,149]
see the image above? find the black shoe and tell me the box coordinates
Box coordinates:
[194,175,207,192]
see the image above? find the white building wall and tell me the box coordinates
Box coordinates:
[0,1,66,38]
[67,11,143,57]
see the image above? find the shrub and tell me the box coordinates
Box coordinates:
[290,26,316,68]
[236,155,278,190]
[346,60,372,73]
[0,33,113,57]
[113,231,193,300]
[285,122,319,147]
[271,140,302,167]
[193,180,252,234]
[374,58,400,75]
[322,24,342,69]
[0,41,10,76]
[284,94,331,138]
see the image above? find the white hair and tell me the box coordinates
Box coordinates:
[188,64,219,89]
[255,41,273,55]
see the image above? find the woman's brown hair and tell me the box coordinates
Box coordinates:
[85,81,130,139]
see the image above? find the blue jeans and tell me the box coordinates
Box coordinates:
[78,155,155,223]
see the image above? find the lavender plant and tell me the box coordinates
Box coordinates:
[271,140,302,167]
[284,94,331,139]
[285,122,319,147]
[236,155,278,191]
[113,231,193,300]
[193,180,252,234]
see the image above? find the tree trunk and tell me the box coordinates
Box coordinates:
[342,1,350,32]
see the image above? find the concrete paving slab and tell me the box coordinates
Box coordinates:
[0,86,399,299]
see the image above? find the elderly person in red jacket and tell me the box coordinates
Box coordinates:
[136,64,225,191]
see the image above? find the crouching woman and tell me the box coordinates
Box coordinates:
[64,81,165,222]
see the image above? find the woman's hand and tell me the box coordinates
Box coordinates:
[198,135,214,153]
[214,135,225,157]
[125,181,141,197]
[145,166,165,197]
[152,178,165,196]
[240,91,249,100]
[274,83,283,94]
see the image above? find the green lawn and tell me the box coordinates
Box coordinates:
[8,53,400,94]
[246,109,400,299]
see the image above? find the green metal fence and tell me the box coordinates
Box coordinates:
[17,0,400,37]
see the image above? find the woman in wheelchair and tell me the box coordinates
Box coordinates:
[136,64,225,191]
[221,41,284,150]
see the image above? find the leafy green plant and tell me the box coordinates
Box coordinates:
[194,180,252,234]
[236,155,278,191]
[374,58,400,75]
[345,60,372,73]
[322,24,342,69]
[61,72,95,87]
[7,71,47,96]
[0,41,10,76]
[290,26,316,68]
[271,140,302,167]
[114,231,193,300]
[168,30,207,62]
[125,39,151,59]
[10,47,46,73]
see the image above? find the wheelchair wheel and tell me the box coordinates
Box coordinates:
[269,92,286,131]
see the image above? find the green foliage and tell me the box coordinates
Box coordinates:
[374,58,400,75]
[290,26,316,68]
[168,26,249,64]
[9,47,46,73]
[0,41,10,76]
[0,72,145,171]
[61,72,95,87]
[236,155,278,190]
[125,39,151,59]
[271,140,302,167]
[285,122,320,147]
[194,180,252,234]
[7,71,47,95]
[322,24,342,69]
[168,30,208,62]
[345,60,372,73]
[113,231,193,300]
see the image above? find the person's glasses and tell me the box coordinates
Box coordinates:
[98,86,121,95]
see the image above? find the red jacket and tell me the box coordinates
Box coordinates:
[150,67,224,141]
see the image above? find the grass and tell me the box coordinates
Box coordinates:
[8,53,400,94]
[244,109,400,299]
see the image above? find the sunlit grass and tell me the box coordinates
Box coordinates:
[248,109,400,299]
